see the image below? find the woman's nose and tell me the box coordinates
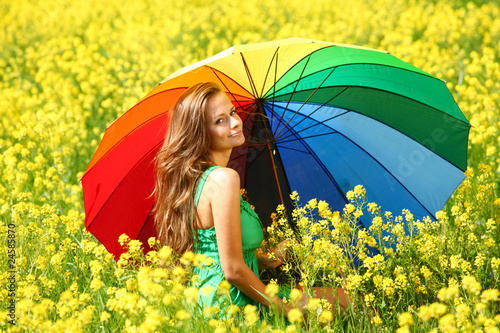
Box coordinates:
[231,113,242,128]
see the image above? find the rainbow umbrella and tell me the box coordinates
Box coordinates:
[82,37,470,259]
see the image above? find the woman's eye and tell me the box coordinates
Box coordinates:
[230,110,237,116]
[215,119,223,125]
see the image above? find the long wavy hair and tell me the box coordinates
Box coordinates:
[153,82,223,254]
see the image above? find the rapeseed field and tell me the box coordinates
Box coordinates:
[1,0,499,331]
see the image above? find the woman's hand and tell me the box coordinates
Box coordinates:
[272,239,296,262]
[257,239,295,270]
[256,252,282,269]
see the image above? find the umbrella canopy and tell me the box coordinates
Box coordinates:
[82,37,470,259]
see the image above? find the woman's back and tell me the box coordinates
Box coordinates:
[192,166,264,307]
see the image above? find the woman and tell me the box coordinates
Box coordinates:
[153,82,349,315]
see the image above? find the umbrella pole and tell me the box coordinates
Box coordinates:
[257,100,286,209]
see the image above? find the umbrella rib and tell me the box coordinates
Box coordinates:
[277,110,350,143]
[230,144,266,163]
[273,53,313,139]
[271,87,349,142]
[136,201,155,243]
[268,47,279,144]
[273,67,338,141]
[278,132,338,145]
[284,125,348,204]
[273,49,279,107]
[274,145,311,155]
[239,105,260,136]
[230,143,270,173]
[210,68,247,110]
[244,146,270,172]
[240,53,259,98]
[259,47,280,98]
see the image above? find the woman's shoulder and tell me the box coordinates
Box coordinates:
[208,166,240,181]
[205,167,240,194]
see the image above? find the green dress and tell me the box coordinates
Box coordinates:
[192,166,264,308]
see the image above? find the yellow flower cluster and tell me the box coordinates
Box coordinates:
[410,274,500,333]
[266,176,499,331]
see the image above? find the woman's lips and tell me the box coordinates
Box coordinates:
[229,130,242,137]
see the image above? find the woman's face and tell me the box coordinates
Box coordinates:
[206,91,245,154]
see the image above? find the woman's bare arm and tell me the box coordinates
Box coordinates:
[206,167,291,312]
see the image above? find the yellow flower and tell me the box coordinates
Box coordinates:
[346,190,355,201]
[118,234,130,246]
[181,251,195,265]
[344,203,355,214]
[147,237,158,248]
[265,281,279,298]
[418,302,448,321]
[345,274,363,292]
[399,312,414,326]
[492,258,500,271]
[367,202,379,214]
[478,163,491,174]
[371,315,382,326]
[287,308,303,324]
[437,286,460,302]
[162,294,174,306]
[100,311,111,322]
[228,305,240,315]
[175,309,190,321]
[89,259,103,276]
[381,277,395,296]
[364,293,375,307]
[455,303,470,317]
[396,326,410,333]
[158,246,173,262]
[476,314,488,325]
[203,306,219,318]
[127,239,143,253]
[438,313,455,331]
[172,266,186,280]
[430,303,448,318]
[354,185,365,196]
[209,318,221,328]
[200,286,214,298]
[219,280,232,291]
[90,277,102,292]
[244,304,259,326]
[481,289,499,303]
[462,275,481,295]
[464,168,474,178]
[306,297,321,311]
[22,285,39,299]
[126,278,137,291]
[307,198,317,209]
[184,287,199,304]
[319,309,333,323]
[318,200,330,217]
[475,302,487,312]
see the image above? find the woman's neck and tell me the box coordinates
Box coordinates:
[209,149,232,167]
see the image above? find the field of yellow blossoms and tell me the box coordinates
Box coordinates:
[1,0,499,331]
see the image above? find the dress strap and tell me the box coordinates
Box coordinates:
[194,166,219,207]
